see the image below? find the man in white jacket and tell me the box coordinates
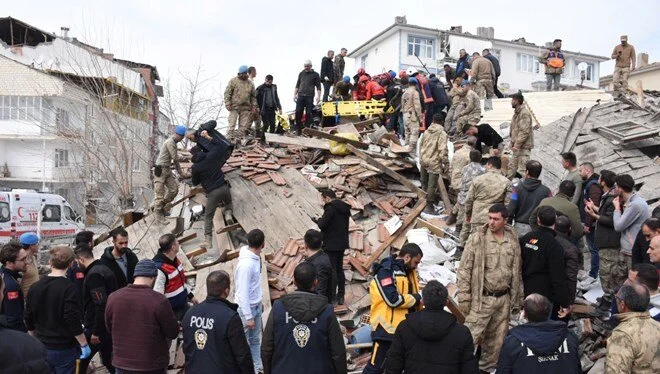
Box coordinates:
[235,229,265,373]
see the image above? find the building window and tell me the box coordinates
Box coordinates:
[55,149,69,167]
[56,108,70,127]
[41,204,61,222]
[407,36,434,59]
[574,61,595,81]
[132,154,141,171]
[517,53,540,74]
[360,54,368,68]
[0,96,43,122]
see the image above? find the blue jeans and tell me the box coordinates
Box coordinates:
[586,231,599,278]
[239,304,263,372]
[46,347,77,374]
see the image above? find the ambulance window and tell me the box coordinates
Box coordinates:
[63,206,76,221]
[42,205,61,222]
[0,202,9,222]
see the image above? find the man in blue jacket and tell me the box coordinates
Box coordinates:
[497,293,580,373]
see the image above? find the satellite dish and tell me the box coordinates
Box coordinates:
[436,52,446,61]
[578,62,588,71]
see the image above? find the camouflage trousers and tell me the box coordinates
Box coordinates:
[465,293,511,372]
[152,167,178,212]
[599,247,630,301]
[507,149,531,179]
[227,109,253,142]
[613,67,631,94]
[456,204,469,246]
[403,113,420,151]
[474,79,494,99]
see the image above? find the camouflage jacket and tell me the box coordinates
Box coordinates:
[156,136,183,173]
[224,76,257,111]
[450,145,471,189]
[456,223,522,315]
[419,124,449,174]
[333,55,345,81]
[401,86,422,119]
[458,90,481,119]
[606,311,660,374]
[465,169,512,224]
[448,86,466,105]
[510,104,534,150]
[458,162,486,205]
[470,57,494,82]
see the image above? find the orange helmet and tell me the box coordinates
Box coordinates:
[399,69,408,78]
[359,75,369,83]
[357,68,366,75]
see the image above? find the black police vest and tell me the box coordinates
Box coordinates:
[271,301,335,374]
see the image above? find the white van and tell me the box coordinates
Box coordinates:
[0,189,85,244]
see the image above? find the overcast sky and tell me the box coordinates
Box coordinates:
[5,0,660,117]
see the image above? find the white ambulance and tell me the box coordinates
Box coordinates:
[0,189,85,244]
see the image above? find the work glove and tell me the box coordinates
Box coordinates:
[79,344,92,359]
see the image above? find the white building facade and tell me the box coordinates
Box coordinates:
[349,19,608,93]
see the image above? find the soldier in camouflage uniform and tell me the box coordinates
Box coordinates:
[445,80,466,135]
[469,52,495,111]
[458,150,486,247]
[457,203,523,372]
[456,81,482,134]
[465,156,512,237]
[224,65,257,143]
[419,113,449,214]
[446,136,477,227]
[401,77,422,152]
[507,92,534,179]
[606,283,660,374]
[152,125,190,224]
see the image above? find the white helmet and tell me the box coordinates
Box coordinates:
[406,67,416,76]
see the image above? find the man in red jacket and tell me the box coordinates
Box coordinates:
[106,259,179,373]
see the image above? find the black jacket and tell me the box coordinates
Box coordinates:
[508,178,552,225]
[316,199,351,252]
[555,233,579,303]
[295,70,321,97]
[0,267,26,331]
[475,123,503,153]
[191,137,230,194]
[0,322,50,374]
[497,320,580,374]
[24,276,84,349]
[262,291,346,374]
[194,120,234,157]
[385,83,403,112]
[594,191,621,249]
[305,250,333,303]
[100,246,139,288]
[385,309,477,374]
[256,83,283,113]
[429,76,449,108]
[183,297,253,374]
[520,227,571,308]
[484,54,501,77]
[320,57,335,83]
[631,229,659,268]
[82,260,119,336]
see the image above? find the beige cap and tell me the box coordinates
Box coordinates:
[620,35,628,41]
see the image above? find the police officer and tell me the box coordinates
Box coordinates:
[262,262,346,374]
[183,270,253,373]
[0,241,29,331]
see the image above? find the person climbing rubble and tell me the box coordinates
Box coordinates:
[152,125,191,224]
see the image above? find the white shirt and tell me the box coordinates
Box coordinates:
[650,292,660,318]
[234,246,263,320]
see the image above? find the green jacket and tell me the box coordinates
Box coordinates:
[530,193,584,239]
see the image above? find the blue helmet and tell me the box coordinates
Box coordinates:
[343,75,350,83]
[238,65,248,74]
[408,77,418,85]
[19,232,39,245]
[388,70,396,79]
[174,125,187,136]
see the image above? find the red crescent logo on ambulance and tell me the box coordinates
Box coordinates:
[17,207,24,218]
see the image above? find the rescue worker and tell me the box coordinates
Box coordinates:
[465,156,512,237]
[470,52,495,111]
[464,123,504,156]
[483,49,504,98]
[182,270,253,373]
[456,49,469,79]
[401,76,422,152]
[224,65,258,142]
[363,243,423,374]
[410,70,434,129]
[507,92,534,179]
[540,39,565,91]
[333,48,347,83]
[384,77,403,135]
[74,243,119,374]
[419,113,449,214]
[353,75,369,100]
[365,78,386,100]
[152,125,190,224]
[445,77,466,135]
[333,76,352,101]
[0,241,28,331]
[611,35,636,97]
[447,135,477,227]
[18,232,46,298]
[457,203,523,373]
[455,80,481,134]
[153,234,198,320]
[457,150,486,247]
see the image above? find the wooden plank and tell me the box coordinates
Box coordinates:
[168,186,204,209]
[265,133,330,150]
[178,232,197,244]
[185,247,207,259]
[215,223,242,235]
[347,144,426,199]
[363,200,426,269]
[302,128,369,149]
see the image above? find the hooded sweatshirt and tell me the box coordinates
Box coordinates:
[496,320,580,374]
[234,246,262,321]
[385,309,477,374]
[262,291,346,374]
[317,199,351,252]
[508,178,552,225]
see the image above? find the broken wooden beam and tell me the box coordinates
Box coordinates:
[177,232,197,244]
[168,186,204,209]
[215,223,241,235]
[302,128,370,149]
[185,247,207,259]
[347,144,426,199]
